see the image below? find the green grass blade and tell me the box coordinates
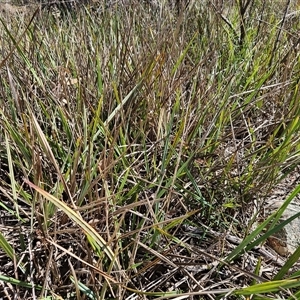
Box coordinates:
[0,231,15,262]
[104,81,142,126]
[225,211,277,262]
[0,274,42,290]
[70,276,97,300]
[234,278,300,295]
[273,245,300,280]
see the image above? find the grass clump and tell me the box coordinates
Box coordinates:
[1,0,300,299]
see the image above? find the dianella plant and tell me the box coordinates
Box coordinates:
[0,0,300,299]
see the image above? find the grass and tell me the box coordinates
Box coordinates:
[1,0,300,299]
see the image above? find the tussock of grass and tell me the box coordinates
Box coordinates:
[1,1,300,299]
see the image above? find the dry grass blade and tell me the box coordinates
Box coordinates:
[135,240,178,268]
[46,237,117,284]
[4,131,19,218]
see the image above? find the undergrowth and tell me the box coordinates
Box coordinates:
[1,0,300,299]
